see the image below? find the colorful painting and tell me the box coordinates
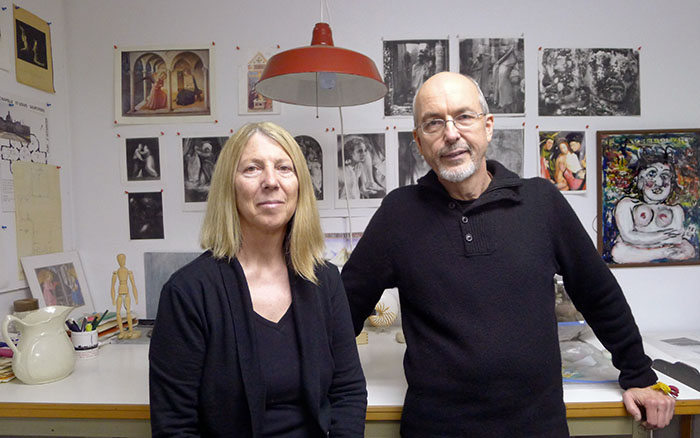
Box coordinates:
[538,130,586,193]
[21,251,95,320]
[115,45,214,124]
[597,130,700,267]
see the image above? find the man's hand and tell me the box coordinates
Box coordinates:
[622,386,675,429]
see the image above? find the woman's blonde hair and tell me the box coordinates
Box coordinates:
[200,122,325,283]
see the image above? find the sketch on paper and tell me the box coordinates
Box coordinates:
[459,38,524,115]
[598,130,700,267]
[0,93,49,180]
[383,39,448,116]
[539,48,640,116]
[182,136,226,208]
[538,130,586,192]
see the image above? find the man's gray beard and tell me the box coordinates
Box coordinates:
[439,159,478,183]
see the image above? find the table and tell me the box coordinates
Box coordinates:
[1,330,699,437]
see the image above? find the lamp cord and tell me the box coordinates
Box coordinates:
[338,106,354,255]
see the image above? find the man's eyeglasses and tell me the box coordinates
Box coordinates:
[418,111,485,135]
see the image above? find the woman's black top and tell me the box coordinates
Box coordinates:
[255,306,316,438]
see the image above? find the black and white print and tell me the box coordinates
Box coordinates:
[383,39,448,117]
[128,191,164,240]
[539,48,640,116]
[459,38,525,115]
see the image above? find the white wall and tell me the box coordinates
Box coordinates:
[0,0,73,317]
[7,0,694,331]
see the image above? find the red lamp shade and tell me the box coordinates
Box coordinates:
[256,23,387,107]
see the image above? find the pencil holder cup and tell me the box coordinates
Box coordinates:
[71,330,98,359]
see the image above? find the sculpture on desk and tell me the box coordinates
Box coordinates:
[111,254,141,339]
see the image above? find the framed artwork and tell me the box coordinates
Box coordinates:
[459,38,524,115]
[21,251,94,319]
[398,131,430,187]
[539,48,639,116]
[538,130,586,192]
[181,135,227,210]
[597,129,700,267]
[383,39,449,116]
[114,45,215,124]
[121,137,162,186]
[294,134,331,209]
[336,133,386,207]
[13,5,54,93]
[488,128,524,177]
[238,51,280,115]
[127,191,164,240]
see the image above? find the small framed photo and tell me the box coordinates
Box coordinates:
[121,136,162,186]
[21,251,94,319]
[597,129,700,267]
[114,45,215,124]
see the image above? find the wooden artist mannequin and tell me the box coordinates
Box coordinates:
[111,253,140,339]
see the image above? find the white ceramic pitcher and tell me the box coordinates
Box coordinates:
[1,305,75,384]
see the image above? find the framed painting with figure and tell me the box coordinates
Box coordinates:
[114,45,215,124]
[597,129,700,267]
[21,251,95,319]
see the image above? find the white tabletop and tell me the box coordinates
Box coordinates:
[1,330,698,408]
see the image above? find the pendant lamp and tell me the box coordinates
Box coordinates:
[256,22,387,107]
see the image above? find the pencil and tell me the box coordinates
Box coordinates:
[94,309,109,329]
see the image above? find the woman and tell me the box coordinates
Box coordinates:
[137,71,168,111]
[149,122,367,437]
[339,136,385,199]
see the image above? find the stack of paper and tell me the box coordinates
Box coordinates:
[0,356,14,383]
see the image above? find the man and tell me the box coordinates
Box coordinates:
[341,72,675,437]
